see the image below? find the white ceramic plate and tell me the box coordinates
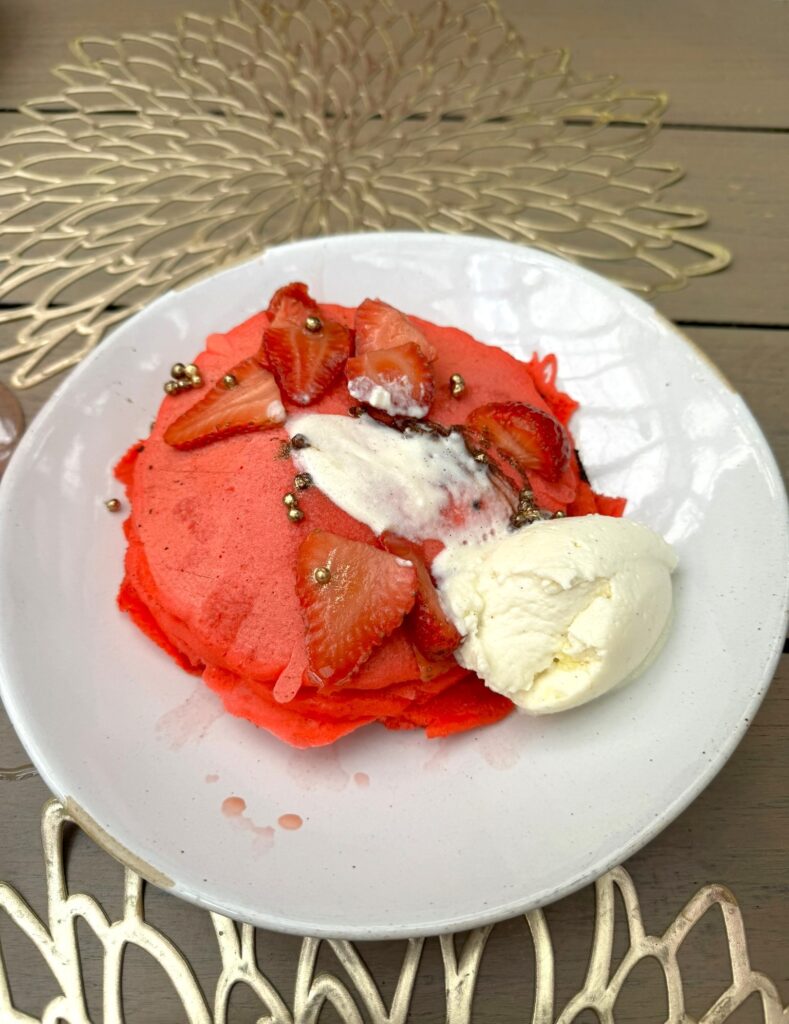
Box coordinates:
[0,234,787,939]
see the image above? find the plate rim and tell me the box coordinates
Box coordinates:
[1,231,787,939]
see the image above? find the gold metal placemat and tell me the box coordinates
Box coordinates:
[0,798,782,1022]
[0,0,729,390]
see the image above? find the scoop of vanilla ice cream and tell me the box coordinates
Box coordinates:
[434,515,678,714]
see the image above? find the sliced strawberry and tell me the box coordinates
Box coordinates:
[355,298,437,361]
[265,281,318,321]
[528,474,578,514]
[346,342,434,418]
[263,292,351,405]
[164,358,285,450]
[381,532,462,661]
[465,401,570,483]
[296,531,418,686]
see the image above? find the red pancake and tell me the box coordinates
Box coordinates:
[116,300,623,747]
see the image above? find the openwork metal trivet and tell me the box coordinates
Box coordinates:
[0,799,783,1022]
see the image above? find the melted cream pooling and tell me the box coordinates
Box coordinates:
[287,414,508,545]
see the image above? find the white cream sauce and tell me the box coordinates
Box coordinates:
[287,413,509,546]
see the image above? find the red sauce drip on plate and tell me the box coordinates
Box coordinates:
[222,796,246,817]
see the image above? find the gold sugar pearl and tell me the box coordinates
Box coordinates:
[190,374,203,387]
[510,509,539,528]
[283,492,298,507]
[294,472,312,491]
[291,434,310,450]
[449,372,466,398]
[313,566,331,584]
[176,378,194,391]
[288,507,305,522]
[304,315,323,333]
[164,380,179,395]
[473,450,488,464]
[222,373,238,389]
[184,363,201,379]
[171,363,187,379]
[553,510,566,518]
[104,498,122,513]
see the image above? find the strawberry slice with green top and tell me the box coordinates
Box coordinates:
[465,401,570,483]
[296,531,418,686]
[345,342,434,418]
[355,298,437,361]
[263,284,351,406]
[381,533,463,661]
[164,358,285,450]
